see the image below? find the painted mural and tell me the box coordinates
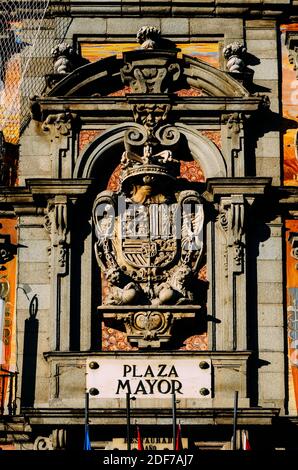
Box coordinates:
[281,24,298,414]
[0,219,17,414]
[80,42,219,68]
[281,24,298,186]
[286,220,298,414]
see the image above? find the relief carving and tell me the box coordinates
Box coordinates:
[93,125,204,348]
[223,112,244,155]
[121,29,180,95]
[223,42,247,73]
[51,43,77,74]
[121,59,180,94]
[33,436,53,450]
[44,196,70,276]
[219,196,245,274]
[136,26,161,50]
[42,112,77,138]
[132,103,171,140]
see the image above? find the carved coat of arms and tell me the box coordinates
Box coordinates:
[92,30,205,347]
[93,128,204,348]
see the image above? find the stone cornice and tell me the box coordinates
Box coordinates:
[22,406,279,426]
[48,0,298,19]
[205,177,272,201]
[36,96,265,123]
[0,179,95,215]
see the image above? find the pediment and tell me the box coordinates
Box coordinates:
[47,49,249,99]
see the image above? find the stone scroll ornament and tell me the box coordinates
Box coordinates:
[93,123,205,348]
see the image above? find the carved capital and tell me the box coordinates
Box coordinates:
[42,112,77,138]
[219,196,245,274]
[289,232,298,269]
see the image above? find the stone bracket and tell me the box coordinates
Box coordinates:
[45,195,70,276]
[42,112,78,138]
[219,195,245,275]
[98,305,199,349]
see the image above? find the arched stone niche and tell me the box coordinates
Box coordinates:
[74,121,225,351]
[74,122,226,180]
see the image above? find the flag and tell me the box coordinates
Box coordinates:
[84,424,92,450]
[175,423,183,451]
[241,430,251,450]
[137,426,144,450]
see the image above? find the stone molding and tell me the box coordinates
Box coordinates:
[49,0,298,18]
[44,53,250,99]
[44,350,253,411]
[74,122,226,179]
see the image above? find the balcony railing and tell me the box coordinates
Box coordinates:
[0,367,17,416]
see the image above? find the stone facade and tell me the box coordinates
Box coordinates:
[0,1,298,451]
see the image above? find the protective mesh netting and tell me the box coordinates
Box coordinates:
[0,1,71,144]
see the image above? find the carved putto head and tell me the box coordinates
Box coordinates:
[136,26,161,49]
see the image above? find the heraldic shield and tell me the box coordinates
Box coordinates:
[120,204,178,270]
[93,124,205,348]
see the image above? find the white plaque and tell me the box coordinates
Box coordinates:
[86,358,211,398]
